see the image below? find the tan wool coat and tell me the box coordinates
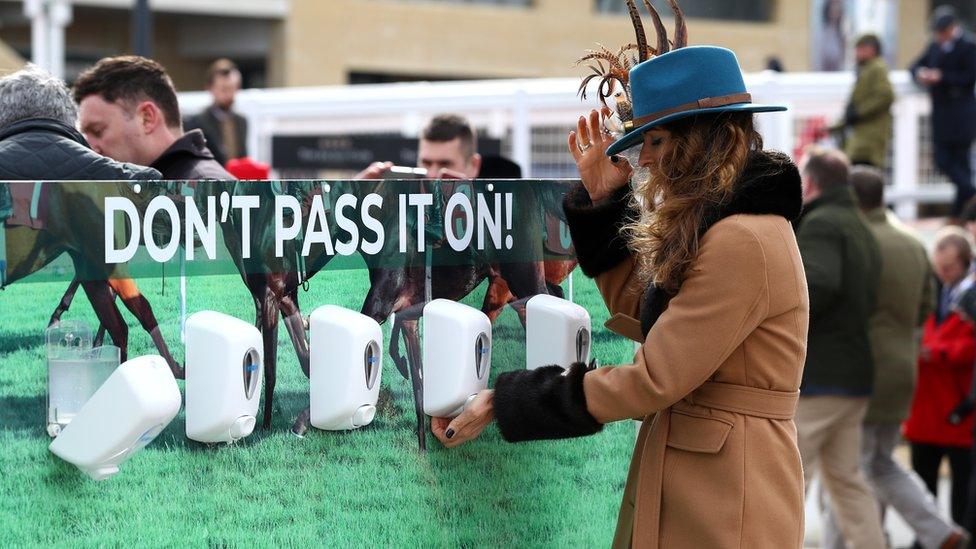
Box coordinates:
[583,213,810,548]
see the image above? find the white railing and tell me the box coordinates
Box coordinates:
[179,70,954,219]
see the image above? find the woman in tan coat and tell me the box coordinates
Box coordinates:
[432,3,809,547]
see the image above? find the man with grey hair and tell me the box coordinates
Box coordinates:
[0,64,77,130]
[0,64,157,181]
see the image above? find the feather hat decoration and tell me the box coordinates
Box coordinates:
[576,0,688,133]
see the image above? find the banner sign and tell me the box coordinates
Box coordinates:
[2,179,576,285]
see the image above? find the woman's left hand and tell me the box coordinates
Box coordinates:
[431,390,495,448]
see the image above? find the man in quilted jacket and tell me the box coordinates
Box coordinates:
[0,64,158,182]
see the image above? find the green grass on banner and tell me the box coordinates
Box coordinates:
[0,263,637,547]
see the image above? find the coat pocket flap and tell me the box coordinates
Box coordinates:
[666,411,733,454]
[604,313,644,343]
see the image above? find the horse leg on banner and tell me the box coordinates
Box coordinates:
[48,278,80,327]
[47,277,109,345]
[108,277,184,379]
[388,301,427,451]
[291,407,311,437]
[480,270,510,323]
[403,318,425,451]
[258,292,280,430]
[389,301,426,379]
[280,292,309,378]
[80,279,128,361]
[497,260,547,328]
[282,293,310,436]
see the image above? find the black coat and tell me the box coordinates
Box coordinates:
[0,118,159,181]
[183,106,248,167]
[911,32,976,144]
[150,129,233,180]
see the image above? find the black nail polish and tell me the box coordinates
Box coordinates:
[446,428,455,439]
[610,155,621,163]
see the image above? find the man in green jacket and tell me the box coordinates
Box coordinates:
[795,147,885,548]
[821,167,968,549]
[839,34,895,168]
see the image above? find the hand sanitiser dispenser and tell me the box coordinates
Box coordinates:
[46,320,120,437]
[48,355,181,481]
[309,305,383,430]
[526,295,591,370]
[422,299,492,418]
[185,311,263,443]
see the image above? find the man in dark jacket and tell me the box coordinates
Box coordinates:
[183,59,248,167]
[72,55,232,180]
[794,146,885,548]
[911,6,976,217]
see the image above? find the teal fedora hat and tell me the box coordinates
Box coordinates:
[605,46,786,156]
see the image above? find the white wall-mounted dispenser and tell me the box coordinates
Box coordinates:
[422,299,492,417]
[48,355,181,481]
[526,295,591,370]
[309,305,383,430]
[185,310,263,444]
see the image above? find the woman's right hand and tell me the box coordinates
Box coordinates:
[568,107,632,203]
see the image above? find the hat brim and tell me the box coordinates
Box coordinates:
[605,103,788,156]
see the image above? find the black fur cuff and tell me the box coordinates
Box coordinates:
[562,183,635,277]
[494,362,603,443]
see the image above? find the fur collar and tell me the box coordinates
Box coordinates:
[640,150,802,334]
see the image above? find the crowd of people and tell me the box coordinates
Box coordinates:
[1,3,976,548]
[795,148,973,549]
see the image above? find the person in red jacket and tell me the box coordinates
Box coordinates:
[904,227,976,525]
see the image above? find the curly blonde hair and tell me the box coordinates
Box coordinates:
[625,112,763,293]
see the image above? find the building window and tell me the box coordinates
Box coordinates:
[595,0,774,23]
[384,0,533,6]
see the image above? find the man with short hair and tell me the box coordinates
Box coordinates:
[355,114,482,245]
[184,58,248,167]
[838,34,894,168]
[911,5,976,218]
[73,55,230,180]
[356,113,482,180]
[794,146,885,549]
[416,113,481,179]
[821,166,968,549]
